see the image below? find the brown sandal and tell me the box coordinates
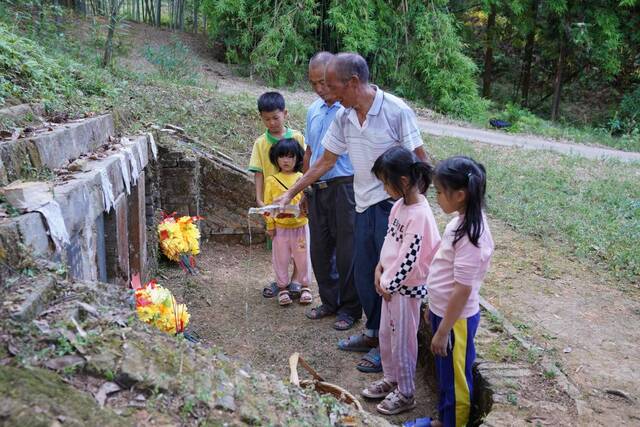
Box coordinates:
[299,287,312,305]
[278,290,292,306]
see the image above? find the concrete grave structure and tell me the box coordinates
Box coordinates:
[0,112,157,286]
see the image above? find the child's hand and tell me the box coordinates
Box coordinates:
[257,199,265,208]
[374,263,383,289]
[431,328,449,357]
[266,229,275,238]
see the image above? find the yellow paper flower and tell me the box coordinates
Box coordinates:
[158,213,202,274]
[134,281,190,334]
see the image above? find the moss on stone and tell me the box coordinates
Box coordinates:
[0,365,130,427]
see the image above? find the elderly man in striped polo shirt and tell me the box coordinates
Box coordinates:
[276,52,429,373]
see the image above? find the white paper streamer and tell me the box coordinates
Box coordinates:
[35,201,70,253]
[116,153,131,195]
[131,144,143,171]
[147,132,158,161]
[125,147,140,185]
[99,169,115,213]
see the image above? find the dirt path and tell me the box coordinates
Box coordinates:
[161,242,437,425]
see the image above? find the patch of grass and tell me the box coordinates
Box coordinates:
[485,338,523,362]
[425,136,640,283]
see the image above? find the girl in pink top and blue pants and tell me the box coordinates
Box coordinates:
[360,147,441,416]
[404,156,495,427]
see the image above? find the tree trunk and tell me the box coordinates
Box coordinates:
[550,29,567,121]
[179,0,185,31]
[155,0,161,27]
[482,4,497,98]
[103,7,116,67]
[193,0,198,33]
[203,13,206,34]
[103,0,123,67]
[520,0,539,107]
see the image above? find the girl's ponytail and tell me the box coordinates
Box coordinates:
[434,156,487,247]
[409,161,433,194]
[372,146,433,198]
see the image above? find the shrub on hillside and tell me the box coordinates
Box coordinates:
[143,37,201,84]
[609,86,640,136]
[0,23,114,109]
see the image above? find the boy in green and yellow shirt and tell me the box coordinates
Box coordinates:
[248,92,305,207]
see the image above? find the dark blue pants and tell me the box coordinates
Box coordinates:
[307,181,360,319]
[353,199,393,334]
[430,310,480,427]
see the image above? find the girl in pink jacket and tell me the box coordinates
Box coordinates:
[360,146,441,416]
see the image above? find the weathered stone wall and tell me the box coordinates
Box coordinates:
[158,144,200,217]
[154,133,264,244]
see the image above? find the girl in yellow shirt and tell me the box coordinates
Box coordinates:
[263,139,312,306]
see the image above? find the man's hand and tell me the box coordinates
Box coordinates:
[273,191,293,208]
[430,328,449,357]
[266,228,275,239]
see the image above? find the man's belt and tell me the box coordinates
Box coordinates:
[311,175,354,190]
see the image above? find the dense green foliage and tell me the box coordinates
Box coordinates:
[202,0,488,119]
[0,22,115,109]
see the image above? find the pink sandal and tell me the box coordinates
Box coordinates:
[299,287,312,305]
[278,290,292,306]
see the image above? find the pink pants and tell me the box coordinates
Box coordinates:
[272,225,310,289]
[379,295,422,397]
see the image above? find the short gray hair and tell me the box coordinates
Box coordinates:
[332,52,369,84]
[309,51,334,69]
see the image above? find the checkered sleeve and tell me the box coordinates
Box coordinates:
[385,233,422,294]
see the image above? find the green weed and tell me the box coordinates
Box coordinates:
[55,336,74,357]
[543,368,557,379]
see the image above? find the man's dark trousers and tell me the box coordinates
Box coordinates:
[307,179,361,319]
[353,199,393,334]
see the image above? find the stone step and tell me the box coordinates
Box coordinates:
[6,274,57,322]
[0,114,115,185]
